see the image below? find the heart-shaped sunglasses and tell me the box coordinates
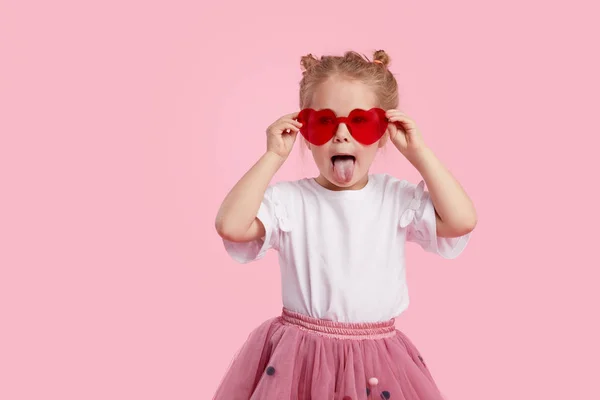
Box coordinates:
[296,108,389,146]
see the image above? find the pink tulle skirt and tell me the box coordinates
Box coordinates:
[213,308,447,400]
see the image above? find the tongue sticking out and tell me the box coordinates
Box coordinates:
[332,156,355,183]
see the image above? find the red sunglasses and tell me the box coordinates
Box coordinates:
[296,108,389,146]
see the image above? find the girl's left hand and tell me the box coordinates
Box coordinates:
[386,109,427,157]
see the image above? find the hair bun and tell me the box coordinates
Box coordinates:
[300,54,319,72]
[372,50,391,68]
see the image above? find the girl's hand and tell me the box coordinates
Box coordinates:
[386,109,427,158]
[266,112,303,160]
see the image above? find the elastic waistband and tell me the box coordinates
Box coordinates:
[280,308,396,340]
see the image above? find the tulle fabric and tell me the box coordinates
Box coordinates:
[213,308,447,400]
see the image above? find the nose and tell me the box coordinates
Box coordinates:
[333,123,351,143]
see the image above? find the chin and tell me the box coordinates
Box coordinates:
[329,179,353,188]
[323,171,367,190]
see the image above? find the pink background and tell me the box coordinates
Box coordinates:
[1,0,599,399]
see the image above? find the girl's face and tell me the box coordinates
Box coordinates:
[306,76,388,191]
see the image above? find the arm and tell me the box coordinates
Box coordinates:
[215,111,301,243]
[215,151,285,242]
[406,147,478,238]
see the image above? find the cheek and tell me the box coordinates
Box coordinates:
[358,145,379,162]
[310,146,330,163]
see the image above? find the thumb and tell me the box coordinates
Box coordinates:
[286,129,299,144]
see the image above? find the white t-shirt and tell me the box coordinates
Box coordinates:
[223,173,470,323]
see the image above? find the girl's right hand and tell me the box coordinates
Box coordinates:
[266,112,303,159]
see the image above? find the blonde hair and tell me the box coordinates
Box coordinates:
[299,50,399,110]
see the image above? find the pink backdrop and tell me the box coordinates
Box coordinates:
[1,0,599,399]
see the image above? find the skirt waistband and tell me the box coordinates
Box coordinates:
[280,308,397,340]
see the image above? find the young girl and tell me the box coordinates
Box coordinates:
[213,50,477,400]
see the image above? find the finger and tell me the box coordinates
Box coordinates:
[387,124,397,137]
[387,116,407,123]
[386,112,403,120]
[282,119,303,127]
[387,112,409,120]
[285,129,299,142]
[282,111,300,120]
[281,122,301,134]
[285,122,302,131]
[388,120,407,134]
[386,110,409,118]
[388,116,414,126]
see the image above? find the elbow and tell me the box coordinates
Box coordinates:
[441,214,477,238]
[459,214,478,236]
[469,210,478,231]
[214,218,244,242]
[214,218,231,241]
[463,222,477,236]
[455,206,478,236]
[214,217,229,240]
[437,207,477,237]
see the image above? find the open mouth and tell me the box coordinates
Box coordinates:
[330,154,356,184]
[330,155,356,164]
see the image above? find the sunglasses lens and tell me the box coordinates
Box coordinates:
[297,108,387,146]
[346,108,387,145]
[298,109,337,145]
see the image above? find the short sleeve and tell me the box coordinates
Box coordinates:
[399,180,470,259]
[222,185,291,264]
